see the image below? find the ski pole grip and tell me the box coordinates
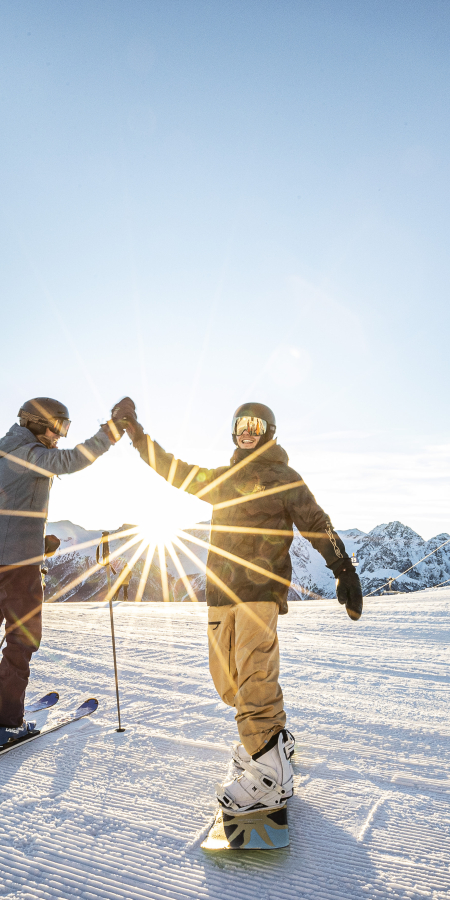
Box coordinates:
[101,531,110,566]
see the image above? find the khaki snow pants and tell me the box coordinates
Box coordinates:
[207,601,285,756]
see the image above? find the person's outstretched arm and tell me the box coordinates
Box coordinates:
[284,476,363,620]
[12,425,117,477]
[111,397,225,503]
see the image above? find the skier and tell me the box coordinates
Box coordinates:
[118,564,133,601]
[111,397,363,813]
[0,397,124,746]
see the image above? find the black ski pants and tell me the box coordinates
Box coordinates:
[0,565,42,727]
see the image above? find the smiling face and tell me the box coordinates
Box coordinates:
[236,430,261,451]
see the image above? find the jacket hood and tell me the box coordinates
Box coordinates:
[0,423,38,452]
[230,441,289,467]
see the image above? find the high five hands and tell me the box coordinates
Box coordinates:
[111,397,144,446]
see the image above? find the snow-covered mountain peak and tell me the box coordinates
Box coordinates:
[338,528,367,540]
[368,520,422,543]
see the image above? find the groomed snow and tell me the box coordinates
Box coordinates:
[1,591,449,899]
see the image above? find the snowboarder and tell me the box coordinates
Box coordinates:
[111,397,363,813]
[0,397,124,746]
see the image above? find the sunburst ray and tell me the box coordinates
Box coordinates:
[191,523,294,537]
[171,534,281,630]
[0,510,47,518]
[157,543,171,601]
[134,542,156,603]
[3,532,145,639]
[168,538,239,693]
[0,525,141,574]
[58,525,140,557]
[177,529,292,589]
[102,540,148,605]
[195,438,277,499]
[176,529,324,602]
[0,449,56,478]
[179,465,200,492]
[213,479,304,512]
[173,534,280,652]
[165,540,198,601]
[191,523,334,541]
[167,456,178,486]
[6,611,40,649]
[47,533,143,603]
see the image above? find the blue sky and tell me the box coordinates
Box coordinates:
[1,1,449,538]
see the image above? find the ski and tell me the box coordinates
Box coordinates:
[0,698,98,758]
[202,804,290,851]
[25,691,59,713]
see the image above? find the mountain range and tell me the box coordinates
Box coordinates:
[44,519,450,603]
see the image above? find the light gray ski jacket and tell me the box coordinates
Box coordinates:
[0,423,111,565]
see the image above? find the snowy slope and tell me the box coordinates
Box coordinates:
[1,593,449,899]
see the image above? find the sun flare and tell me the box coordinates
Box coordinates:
[134,493,206,549]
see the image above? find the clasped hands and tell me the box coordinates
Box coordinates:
[102,396,143,445]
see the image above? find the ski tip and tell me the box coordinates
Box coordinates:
[25,691,60,713]
[77,698,98,715]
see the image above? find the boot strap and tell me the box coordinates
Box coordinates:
[236,758,285,795]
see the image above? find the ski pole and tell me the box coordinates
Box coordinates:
[97,531,125,733]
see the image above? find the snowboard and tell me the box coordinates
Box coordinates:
[25,691,59,713]
[201,804,289,850]
[0,698,98,758]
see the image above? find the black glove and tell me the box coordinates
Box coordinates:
[44,534,60,557]
[334,559,363,621]
[111,397,144,446]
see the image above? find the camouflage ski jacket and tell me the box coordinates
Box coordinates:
[135,434,349,613]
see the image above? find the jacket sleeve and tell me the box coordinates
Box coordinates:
[284,477,349,572]
[23,429,112,476]
[133,433,222,505]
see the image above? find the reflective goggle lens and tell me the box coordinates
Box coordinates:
[233,416,267,436]
[51,418,71,437]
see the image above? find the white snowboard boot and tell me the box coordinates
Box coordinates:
[231,728,295,773]
[216,729,295,814]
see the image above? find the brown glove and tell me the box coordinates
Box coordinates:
[111,397,144,445]
[101,421,124,444]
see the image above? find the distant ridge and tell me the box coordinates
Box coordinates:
[45,519,450,602]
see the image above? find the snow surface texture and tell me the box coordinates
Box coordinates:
[45,519,450,602]
[1,592,449,899]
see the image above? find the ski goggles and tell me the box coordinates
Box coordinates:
[19,411,71,437]
[48,417,71,437]
[232,416,267,436]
